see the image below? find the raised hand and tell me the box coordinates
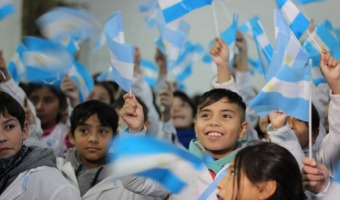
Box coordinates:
[209,37,229,66]
[0,50,11,82]
[320,50,340,94]
[269,111,289,129]
[159,81,173,122]
[120,93,144,133]
[60,74,80,107]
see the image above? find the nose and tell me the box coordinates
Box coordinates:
[209,117,221,126]
[88,133,98,144]
[0,133,7,143]
[35,100,44,111]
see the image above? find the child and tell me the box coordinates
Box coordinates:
[57,94,169,199]
[26,83,68,156]
[0,91,81,199]
[217,142,305,200]
[190,88,248,178]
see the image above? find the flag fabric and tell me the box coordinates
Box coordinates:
[105,12,134,92]
[275,0,310,39]
[249,16,273,75]
[140,59,158,89]
[156,20,188,71]
[139,0,162,28]
[324,20,340,42]
[37,7,100,42]
[239,19,254,39]
[248,57,264,75]
[68,61,94,103]
[7,43,25,83]
[303,23,339,58]
[11,37,74,86]
[158,0,213,23]
[265,10,307,82]
[0,0,15,20]
[171,42,203,82]
[250,9,310,122]
[59,36,80,56]
[108,134,206,194]
[203,14,238,68]
[296,0,323,5]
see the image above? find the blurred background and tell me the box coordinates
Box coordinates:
[1,0,339,96]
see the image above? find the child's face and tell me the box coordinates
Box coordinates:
[0,114,28,159]
[217,162,261,200]
[86,85,111,105]
[69,114,113,168]
[288,117,309,149]
[171,96,194,128]
[29,86,60,129]
[194,98,246,159]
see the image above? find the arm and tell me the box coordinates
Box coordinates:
[131,47,160,136]
[60,74,80,108]
[267,112,304,169]
[315,50,340,175]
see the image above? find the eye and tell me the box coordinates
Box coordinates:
[222,114,232,119]
[229,169,237,177]
[99,128,110,135]
[5,124,15,131]
[200,113,209,119]
[78,128,89,135]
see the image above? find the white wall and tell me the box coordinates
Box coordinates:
[2,0,340,96]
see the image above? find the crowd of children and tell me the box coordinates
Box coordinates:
[0,22,340,200]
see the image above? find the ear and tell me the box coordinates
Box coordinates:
[68,130,76,145]
[258,180,277,200]
[238,121,248,139]
[144,120,151,131]
[22,122,29,140]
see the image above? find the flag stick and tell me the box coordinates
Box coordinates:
[306,30,323,51]
[308,58,313,159]
[211,1,220,36]
[218,0,232,23]
[0,71,6,81]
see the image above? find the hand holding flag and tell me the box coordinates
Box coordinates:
[320,50,340,94]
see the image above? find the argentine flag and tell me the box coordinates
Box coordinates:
[139,0,161,28]
[105,12,134,92]
[0,0,15,20]
[37,7,100,42]
[7,43,25,83]
[250,9,310,122]
[108,134,206,194]
[249,16,273,75]
[140,59,158,89]
[158,0,213,23]
[68,61,94,103]
[275,0,310,39]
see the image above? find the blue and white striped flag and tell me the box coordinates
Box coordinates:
[7,43,25,83]
[158,0,212,23]
[324,20,340,42]
[139,0,162,28]
[37,7,100,42]
[204,14,238,73]
[303,23,339,58]
[239,19,254,39]
[68,61,94,103]
[140,59,158,89]
[0,0,15,20]
[156,20,188,71]
[249,16,273,75]
[22,37,74,86]
[108,134,206,194]
[275,0,310,39]
[171,42,204,82]
[266,10,307,82]
[296,0,323,5]
[105,12,134,92]
[250,9,310,122]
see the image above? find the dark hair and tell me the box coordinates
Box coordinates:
[174,91,197,117]
[25,83,67,122]
[70,100,119,136]
[93,80,118,105]
[197,88,246,121]
[0,91,25,129]
[232,142,305,200]
[112,96,149,122]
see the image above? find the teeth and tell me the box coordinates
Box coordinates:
[208,132,222,136]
